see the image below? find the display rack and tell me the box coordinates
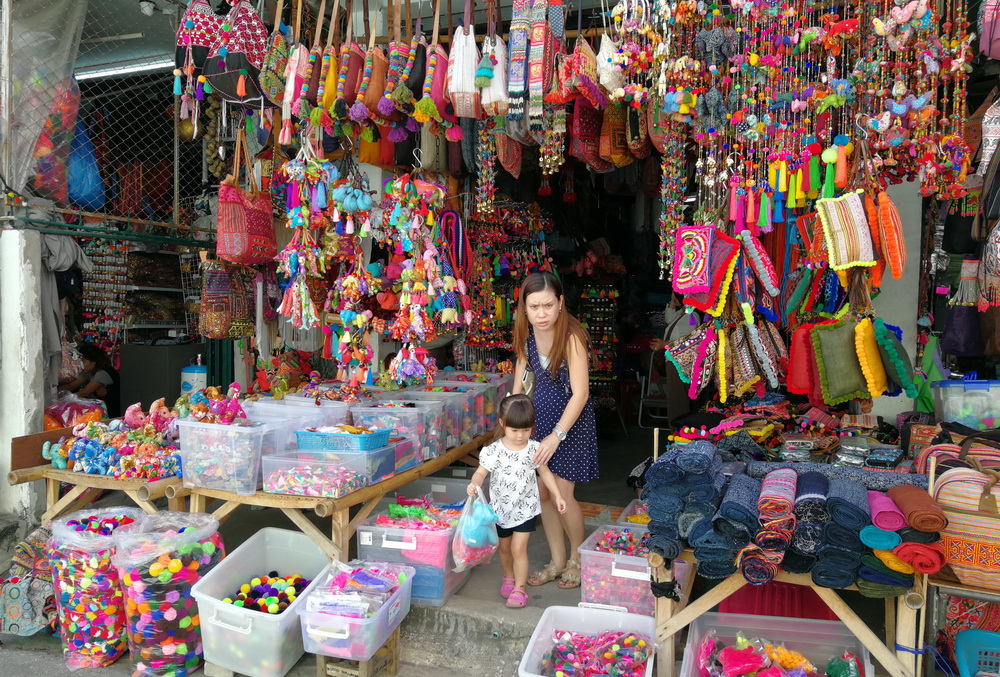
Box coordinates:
[578,284,627,433]
[124,250,188,343]
[80,239,128,355]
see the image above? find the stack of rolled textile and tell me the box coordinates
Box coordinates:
[692,472,761,579]
[745,462,929,490]
[784,471,829,574]
[641,441,726,562]
[886,485,948,575]
[860,492,904,551]
[812,479,870,589]
[738,469,797,585]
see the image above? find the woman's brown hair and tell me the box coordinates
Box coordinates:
[512,272,591,378]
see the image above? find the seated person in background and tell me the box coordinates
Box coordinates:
[58,342,121,417]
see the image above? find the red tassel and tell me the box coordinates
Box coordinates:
[236,74,247,98]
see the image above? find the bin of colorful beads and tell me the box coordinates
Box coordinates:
[356,499,462,570]
[262,450,371,498]
[177,419,282,496]
[517,605,656,677]
[191,528,330,677]
[111,512,226,677]
[430,380,494,435]
[409,386,478,444]
[370,395,448,459]
[295,426,392,451]
[678,612,873,677]
[48,507,146,669]
[578,525,688,616]
[375,390,468,448]
[435,372,513,427]
[349,404,440,461]
[393,438,419,473]
[298,561,415,661]
[616,499,650,525]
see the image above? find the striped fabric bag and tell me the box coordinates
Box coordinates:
[934,464,1000,590]
[915,433,1000,474]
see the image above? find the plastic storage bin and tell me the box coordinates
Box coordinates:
[242,402,314,451]
[579,525,687,616]
[518,605,656,677]
[296,428,392,451]
[432,380,494,435]
[679,612,874,677]
[931,379,1000,430]
[298,565,415,661]
[350,404,440,461]
[410,563,470,606]
[408,386,477,444]
[356,519,455,570]
[370,395,448,459]
[956,629,1000,677]
[429,464,490,499]
[281,398,351,427]
[262,450,370,498]
[178,419,281,496]
[616,498,650,525]
[191,528,331,677]
[386,476,471,507]
[393,438,420,473]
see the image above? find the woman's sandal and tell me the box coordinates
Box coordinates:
[506,588,528,608]
[557,558,582,589]
[527,562,566,587]
[500,577,516,599]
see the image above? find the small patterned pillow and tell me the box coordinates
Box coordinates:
[811,317,871,405]
[855,317,889,398]
[815,190,877,270]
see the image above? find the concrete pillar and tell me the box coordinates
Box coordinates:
[0,228,45,522]
[872,180,921,421]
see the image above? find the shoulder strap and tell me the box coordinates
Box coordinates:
[312,0,327,49]
[326,0,339,48]
[430,0,441,46]
[344,0,353,44]
[367,0,377,49]
[272,0,285,33]
[463,0,474,35]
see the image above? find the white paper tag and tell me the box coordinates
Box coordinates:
[360,532,373,546]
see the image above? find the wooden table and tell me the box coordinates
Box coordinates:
[7,425,187,520]
[651,551,921,677]
[179,434,489,562]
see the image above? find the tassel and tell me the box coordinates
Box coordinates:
[173,70,183,95]
[279,117,293,145]
[747,188,757,227]
[405,115,420,132]
[445,124,464,141]
[319,108,334,128]
[771,195,784,225]
[474,53,495,88]
[795,168,806,203]
[333,99,348,120]
[360,125,375,142]
[195,79,205,101]
[310,107,324,127]
[757,191,771,232]
[538,175,552,196]
[349,101,370,122]
[786,172,798,209]
[387,125,408,143]
[735,195,746,230]
[413,96,439,123]
[809,156,821,198]
[728,182,738,221]
[823,161,836,198]
[835,146,848,188]
[237,69,248,98]
[345,216,354,234]
[768,163,778,189]
[778,161,789,193]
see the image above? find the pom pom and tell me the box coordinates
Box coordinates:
[310,106,324,127]
[349,101,370,122]
[405,115,420,132]
[445,124,464,142]
[333,99,348,120]
[413,96,439,123]
[377,96,396,116]
[387,125,408,143]
[360,125,375,142]
[392,84,413,105]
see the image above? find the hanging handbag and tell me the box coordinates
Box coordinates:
[934,463,1000,590]
[626,103,652,158]
[568,0,606,109]
[203,0,272,104]
[360,2,389,118]
[259,0,289,107]
[317,0,342,110]
[200,259,256,339]
[217,129,278,265]
[916,431,1000,474]
[447,0,481,119]
[596,0,622,94]
[600,103,634,167]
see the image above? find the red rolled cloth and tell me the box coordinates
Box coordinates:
[886,485,949,532]
[868,490,907,531]
[892,542,946,574]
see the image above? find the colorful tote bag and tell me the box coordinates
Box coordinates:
[217,130,277,265]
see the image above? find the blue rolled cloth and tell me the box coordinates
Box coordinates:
[713,473,761,540]
[858,566,913,588]
[781,549,817,574]
[827,479,872,530]
[822,522,863,551]
[793,471,830,524]
[746,462,928,490]
[718,431,766,462]
[688,473,728,504]
[811,562,858,589]
[698,559,739,579]
[859,525,903,550]
[678,511,702,538]
[648,521,683,561]
[817,545,862,569]
[790,523,824,555]
[643,488,685,523]
[645,449,684,487]
[685,501,719,518]
[676,440,719,473]
[689,519,747,561]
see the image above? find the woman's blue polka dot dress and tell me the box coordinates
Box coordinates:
[526,330,599,483]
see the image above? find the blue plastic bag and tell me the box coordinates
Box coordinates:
[68,119,105,210]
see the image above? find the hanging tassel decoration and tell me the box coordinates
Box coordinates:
[444,123,464,141]
[236,69,248,98]
[475,53,496,88]
[821,146,838,198]
[834,135,850,189]
[173,69,183,95]
[195,76,206,101]
[413,96,439,123]
[757,191,771,232]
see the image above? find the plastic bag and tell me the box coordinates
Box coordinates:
[49,507,146,670]
[31,78,81,205]
[452,486,498,572]
[111,512,226,677]
[44,391,106,430]
[68,118,106,210]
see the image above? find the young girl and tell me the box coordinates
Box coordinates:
[467,394,567,608]
[58,342,120,417]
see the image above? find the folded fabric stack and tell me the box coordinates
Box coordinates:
[811,478,870,589]
[693,472,760,579]
[642,441,726,563]
[784,471,828,572]
[885,485,948,575]
[738,469,797,586]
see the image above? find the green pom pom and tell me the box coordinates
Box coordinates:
[310,106,324,126]
[475,75,492,88]
[299,99,313,120]
[239,68,248,76]
[360,125,375,143]
[392,84,413,105]
[413,95,439,123]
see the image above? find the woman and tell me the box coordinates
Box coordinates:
[511,272,598,589]
[58,342,121,417]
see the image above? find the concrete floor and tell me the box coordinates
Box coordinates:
[0,420,655,676]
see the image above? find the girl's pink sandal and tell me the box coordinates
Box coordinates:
[506,588,528,608]
[500,577,516,599]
